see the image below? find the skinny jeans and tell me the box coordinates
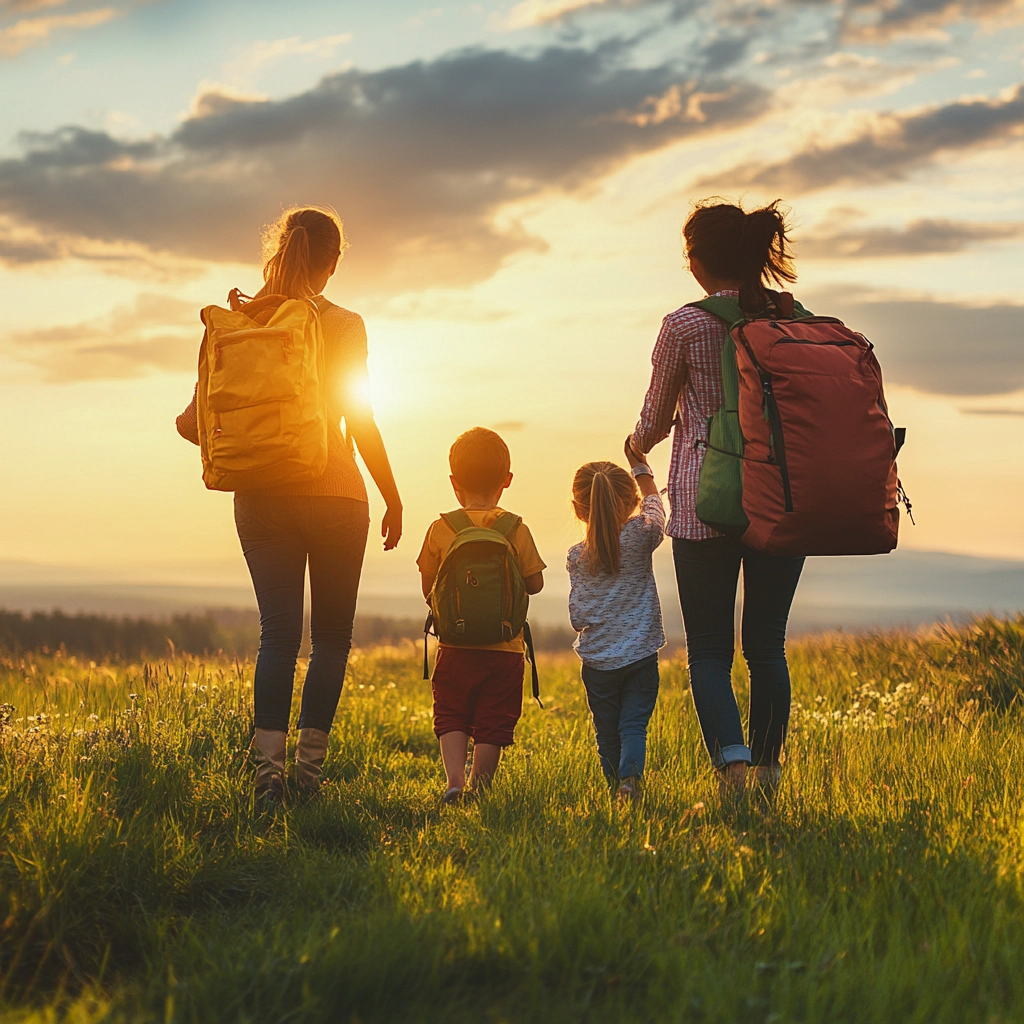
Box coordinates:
[234,494,369,734]
[581,654,660,785]
[672,537,803,769]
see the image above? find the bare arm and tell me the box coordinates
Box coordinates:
[525,571,544,595]
[348,411,403,551]
[623,436,658,497]
[420,569,435,600]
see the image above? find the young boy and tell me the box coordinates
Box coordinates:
[417,427,545,804]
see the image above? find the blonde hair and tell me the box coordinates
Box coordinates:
[259,205,347,300]
[572,461,639,575]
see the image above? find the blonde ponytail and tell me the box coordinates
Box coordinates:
[263,224,312,299]
[258,205,346,301]
[572,461,640,575]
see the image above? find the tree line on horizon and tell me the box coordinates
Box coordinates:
[0,608,577,661]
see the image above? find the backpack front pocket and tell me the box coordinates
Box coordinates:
[207,329,304,411]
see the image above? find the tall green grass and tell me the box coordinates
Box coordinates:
[1,617,1022,1023]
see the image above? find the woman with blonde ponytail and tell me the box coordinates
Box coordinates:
[176,205,403,802]
[567,452,666,803]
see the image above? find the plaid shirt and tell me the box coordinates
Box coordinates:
[630,290,738,540]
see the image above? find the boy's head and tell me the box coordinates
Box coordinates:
[449,427,512,502]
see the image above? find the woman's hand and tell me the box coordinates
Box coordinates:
[624,434,648,469]
[381,504,403,551]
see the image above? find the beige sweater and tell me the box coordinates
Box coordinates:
[176,297,369,501]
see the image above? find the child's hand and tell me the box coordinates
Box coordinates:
[623,434,648,470]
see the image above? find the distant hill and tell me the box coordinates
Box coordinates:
[1,549,1021,641]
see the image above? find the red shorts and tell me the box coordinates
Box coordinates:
[431,647,525,747]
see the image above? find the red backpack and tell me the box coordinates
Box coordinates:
[693,294,912,556]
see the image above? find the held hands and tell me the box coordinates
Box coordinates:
[381,505,403,551]
[623,434,648,470]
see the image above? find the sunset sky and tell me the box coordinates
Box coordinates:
[1,0,1022,606]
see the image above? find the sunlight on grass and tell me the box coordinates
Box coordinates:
[1,619,1023,1022]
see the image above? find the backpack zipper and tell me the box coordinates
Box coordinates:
[772,339,858,347]
[735,325,794,514]
[760,374,793,512]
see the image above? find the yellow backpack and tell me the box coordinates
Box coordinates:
[196,292,329,491]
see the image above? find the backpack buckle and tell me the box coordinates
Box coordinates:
[454,619,465,634]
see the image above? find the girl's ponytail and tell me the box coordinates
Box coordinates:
[572,461,640,575]
[258,206,346,301]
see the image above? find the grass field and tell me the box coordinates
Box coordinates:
[1,617,1023,1023]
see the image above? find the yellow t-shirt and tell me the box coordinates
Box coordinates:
[417,507,546,653]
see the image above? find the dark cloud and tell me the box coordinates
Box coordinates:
[700,85,1024,194]
[808,290,1024,395]
[800,218,1024,258]
[0,42,766,295]
[835,0,1021,39]
[520,0,1021,40]
[6,293,199,382]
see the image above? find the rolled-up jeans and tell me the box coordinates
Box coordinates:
[581,654,660,784]
[234,494,369,734]
[672,536,804,770]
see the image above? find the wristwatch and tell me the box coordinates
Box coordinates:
[630,464,653,479]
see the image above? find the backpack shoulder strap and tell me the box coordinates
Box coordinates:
[440,509,475,534]
[490,512,522,540]
[688,296,746,328]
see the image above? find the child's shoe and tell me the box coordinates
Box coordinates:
[441,787,464,806]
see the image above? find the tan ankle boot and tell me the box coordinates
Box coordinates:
[249,728,287,801]
[294,727,330,792]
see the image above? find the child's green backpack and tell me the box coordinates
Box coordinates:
[422,509,540,703]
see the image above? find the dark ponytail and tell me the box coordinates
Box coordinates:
[683,198,796,314]
[259,205,345,300]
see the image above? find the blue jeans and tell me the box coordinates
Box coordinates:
[234,494,369,733]
[673,537,804,770]
[581,654,660,784]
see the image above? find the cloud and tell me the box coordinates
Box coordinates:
[227,32,353,76]
[0,6,113,56]
[960,407,1024,415]
[0,41,766,295]
[6,293,200,382]
[835,0,1024,40]
[808,290,1024,395]
[0,0,75,10]
[800,218,1024,258]
[504,0,616,28]
[501,0,1024,38]
[701,86,1024,194]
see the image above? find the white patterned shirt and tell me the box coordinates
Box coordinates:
[567,494,666,671]
[631,291,738,540]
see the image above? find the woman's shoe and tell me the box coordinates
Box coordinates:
[616,777,641,805]
[294,727,330,793]
[751,764,781,806]
[716,761,748,803]
[441,787,464,806]
[250,728,287,802]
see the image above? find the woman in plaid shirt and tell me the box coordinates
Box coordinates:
[628,199,805,801]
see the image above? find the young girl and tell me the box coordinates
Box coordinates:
[567,445,665,802]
